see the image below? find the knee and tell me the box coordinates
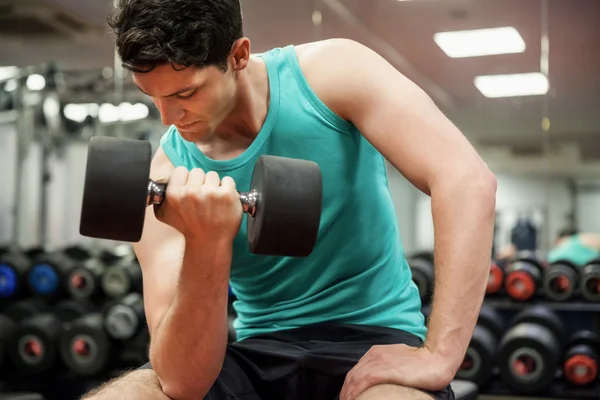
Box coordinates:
[356,384,434,400]
[82,370,170,400]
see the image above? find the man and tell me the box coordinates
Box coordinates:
[547,228,600,266]
[84,0,496,399]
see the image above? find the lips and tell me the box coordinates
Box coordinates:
[178,121,197,129]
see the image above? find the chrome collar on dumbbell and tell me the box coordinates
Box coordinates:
[146,181,259,218]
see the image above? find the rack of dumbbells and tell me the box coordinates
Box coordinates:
[0,244,150,400]
[410,250,600,399]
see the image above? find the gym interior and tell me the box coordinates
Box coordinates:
[1,0,599,399]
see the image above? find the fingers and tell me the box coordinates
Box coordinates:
[204,171,221,188]
[220,176,237,192]
[187,168,206,189]
[168,167,189,189]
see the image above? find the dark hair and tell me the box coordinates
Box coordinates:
[107,0,243,73]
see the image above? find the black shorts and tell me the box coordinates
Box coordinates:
[140,322,455,400]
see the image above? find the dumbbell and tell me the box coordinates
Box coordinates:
[408,252,434,303]
[2,299,62,375]
[101,261,143,300]
[504,251,547,301]
[1,300,49,371]
[8,313,62,375]
[563,330,599,386]
[120,327,150,367]
[27,251,77,300]
[456,305,504,386]
[66,257,107,301]
[0,315,17,370]
[61,244,94,262]
[486,260,504,296]
[498,305,565,393]
[581,259,600,302]
[59,313,114,377]
[53,299,96,323]
[104,293,145,341]
[543,260,580,302]
[79,136,323,257]
[0,251,31,301]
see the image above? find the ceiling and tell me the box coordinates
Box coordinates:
[1,0,599,170]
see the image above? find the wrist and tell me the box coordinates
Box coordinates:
[184,232,233,250]
[424,323,468,378]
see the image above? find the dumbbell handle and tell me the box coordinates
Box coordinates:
[146,180,258,217]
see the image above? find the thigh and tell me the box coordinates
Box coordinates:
[355,383,447,400]
[138,347,264,400]
[297,323,454,400]
[82,369,169,400]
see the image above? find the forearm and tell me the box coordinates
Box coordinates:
[151,237,231,399]
[424,173,496,375]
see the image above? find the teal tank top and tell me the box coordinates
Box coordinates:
[159,45,426,341]
[547,234,600,267]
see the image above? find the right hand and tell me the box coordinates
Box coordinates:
[154,167,243,244]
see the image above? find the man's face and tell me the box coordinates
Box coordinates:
[133,63,236,142]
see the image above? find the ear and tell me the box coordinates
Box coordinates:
[230,38,251,71]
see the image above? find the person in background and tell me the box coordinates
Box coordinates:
[547,228,600,266]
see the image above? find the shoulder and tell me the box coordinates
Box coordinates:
[294,38,373,65]
[292,39,384,120]
[293,38,376,85]
[577,233,600,249]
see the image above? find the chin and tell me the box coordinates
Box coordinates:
[178,128,211,143]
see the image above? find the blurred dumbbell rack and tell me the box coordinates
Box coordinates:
[413,250,600,399]
[0,245,150,400]
[478,298,600,398]
[481,374,600,399]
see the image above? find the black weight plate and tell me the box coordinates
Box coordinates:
[581,263,600,302]
[568,330,600,349]
[101,263,142,299]
[59,313,112,377]
[543,262,579,302]
[512,305,566,345]
[515,250,547,269]
[247,155,322,257]
[0,314,17,369]
[66,259,105,300]
[53,300,96,323]
[80,136,152,242]
[409,258,434,277]
[3,299,49,323]
[9,314,62,374]
[477,305,504,340]
[104,293,144,340]
[410,251,434,265]
[498,322,561,393]
[457,325,497,386]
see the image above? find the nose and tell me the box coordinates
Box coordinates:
[155,100,184,126]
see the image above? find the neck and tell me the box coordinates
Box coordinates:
[214,56,269,142]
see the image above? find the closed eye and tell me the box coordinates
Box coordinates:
[177,90,196,100]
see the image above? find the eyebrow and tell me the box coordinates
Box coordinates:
[135,84,199,98]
